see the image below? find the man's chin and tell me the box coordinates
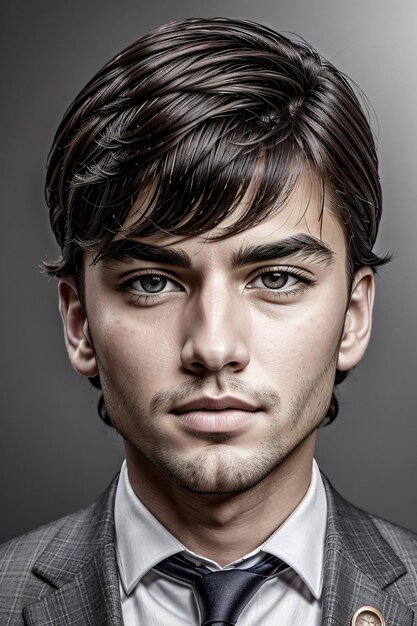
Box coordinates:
[156,445,283,495]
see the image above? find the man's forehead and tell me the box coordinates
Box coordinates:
[112,169,345,255]
[90,188,345,273]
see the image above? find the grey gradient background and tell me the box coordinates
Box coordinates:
[0,0,416,543]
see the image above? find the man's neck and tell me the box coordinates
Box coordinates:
[124,433,316,567]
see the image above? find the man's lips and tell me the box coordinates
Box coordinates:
[171,396,261,433]
[172,395,260,413]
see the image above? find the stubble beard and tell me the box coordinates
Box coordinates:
[153,367,334,494]
[103,354,337,495]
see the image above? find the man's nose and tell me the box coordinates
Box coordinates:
[180,284,251,374]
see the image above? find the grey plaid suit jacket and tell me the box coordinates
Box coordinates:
[0,474,416,625]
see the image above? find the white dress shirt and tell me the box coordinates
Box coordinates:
[114,459,327,625]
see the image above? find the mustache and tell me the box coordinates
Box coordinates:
[150,376,281,415]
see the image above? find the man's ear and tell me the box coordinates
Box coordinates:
[58,276,98,378]
[337,267,375,371]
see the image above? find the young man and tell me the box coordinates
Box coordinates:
[0,17,416,626]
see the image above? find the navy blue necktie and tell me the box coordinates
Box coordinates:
[154,552,286,625]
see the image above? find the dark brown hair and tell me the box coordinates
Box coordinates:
[44,17,389,425]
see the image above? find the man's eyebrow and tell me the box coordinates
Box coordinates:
[96,234,335,270]
[231,234,335,268]
[97,240,191,269]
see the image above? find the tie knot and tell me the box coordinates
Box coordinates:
[154,553,285,625]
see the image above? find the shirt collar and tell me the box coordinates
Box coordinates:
[115,459,326,599]
[260,458,327,599]
[115,461,184,594]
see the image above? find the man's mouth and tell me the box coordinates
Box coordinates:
[171,395,261,434]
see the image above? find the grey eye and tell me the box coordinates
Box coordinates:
[251,272,299,290]
[135,275,168,293]
[260,272,289,289]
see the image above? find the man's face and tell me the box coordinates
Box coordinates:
[62,176,373,494]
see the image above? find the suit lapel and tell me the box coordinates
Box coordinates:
[23,477,124,626]
[321,475,413,626]
[23,543,123,626]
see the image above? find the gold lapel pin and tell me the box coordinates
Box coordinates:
[351,606,385,626]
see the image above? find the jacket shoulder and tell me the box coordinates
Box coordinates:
[323,472,417,558]
[371,513,417,555]
[371,513,417,598]
[324,474,417,609]
[0,477,118,624]
[371,515,417,611]
[0,513,79,623]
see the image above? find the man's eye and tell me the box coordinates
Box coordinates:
[130,274,181,294]
[248,271,300,291]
